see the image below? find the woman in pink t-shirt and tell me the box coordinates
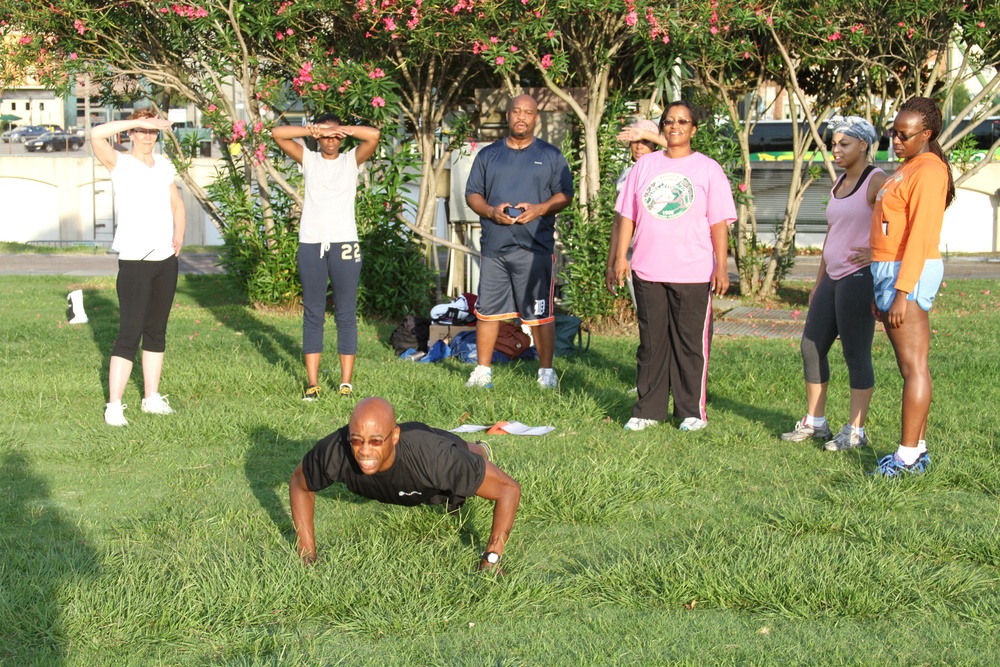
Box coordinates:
[780,117,886,452]
[613,101,736,432]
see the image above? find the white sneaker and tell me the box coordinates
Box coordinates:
[105,402,128,427]
[141,393,175,415]
[624,417,659,431]
[537,368,558,389]
[679,417,707,431]
[466,365,493,388]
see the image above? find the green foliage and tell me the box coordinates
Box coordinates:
[558,96,635,322]
[355,139,436,319]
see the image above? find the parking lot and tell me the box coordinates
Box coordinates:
[0,139,93,156]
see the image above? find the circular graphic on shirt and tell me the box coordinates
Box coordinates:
[642,172,695,220]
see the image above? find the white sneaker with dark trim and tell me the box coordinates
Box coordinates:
[537,368,558,389]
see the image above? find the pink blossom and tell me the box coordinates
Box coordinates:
[207,104,218,112]
[69,52,78,60]
[384,17,396,31]
[369,67,386,79]
[254,142,267,164]
[160,7,169,12]
[489,36,499,44]
[470,141,478,151]
[546,30,554,39]
[743,51,750,58]
[276,32,284,40]
[74,19,86,35]
[18,36,31,44]
[286,28,294,35]
[828,32,841,41]
[232,120,247,141]
[510,45,518,52]
[253,121,264,133]
[738,183,747,192]
[495,56,505,65]
[540,54,553,70]
[625,11,638,27]
[372,96,386,108]
[710,26,718,34]
[277,1,293,15]
[978,21,986,28]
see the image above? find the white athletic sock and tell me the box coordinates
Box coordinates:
[851,425,865,438]
[916,439,928,454]
[805,414,827,428]
[896,445,922,465]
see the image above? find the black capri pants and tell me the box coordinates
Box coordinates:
[800,266,875,390]
[111,256,179,360]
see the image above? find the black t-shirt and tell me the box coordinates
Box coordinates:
[300,422,487,507]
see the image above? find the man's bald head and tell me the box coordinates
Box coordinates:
[350,397,397,431]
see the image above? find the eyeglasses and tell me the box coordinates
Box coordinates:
[661,118,693,127]
[131,128,159,136]
[349,435,387,448]
[887,128,925,142]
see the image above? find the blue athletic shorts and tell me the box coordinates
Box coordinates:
[871,259,943,312]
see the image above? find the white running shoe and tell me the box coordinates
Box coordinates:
[537,368,558,389]
[141,393,175,415]
[466,365,493,388]
[105,402,128,427]
[624,417,659,431]
[679,417,708,431]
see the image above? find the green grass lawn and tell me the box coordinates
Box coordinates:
[2,274,998,666]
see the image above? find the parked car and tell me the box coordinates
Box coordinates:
[25,131,84,152]
[2,125,64,143]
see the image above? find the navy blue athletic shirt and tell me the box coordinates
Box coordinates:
[465,139,574,257]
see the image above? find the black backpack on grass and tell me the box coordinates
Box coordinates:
[390,316,431,354]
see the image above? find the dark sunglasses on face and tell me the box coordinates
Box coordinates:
[349,436,387,448]
[661,118,693,127]
[888,128,925,142]
[132,128,159,136]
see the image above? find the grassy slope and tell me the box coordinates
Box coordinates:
[1,274,998,666]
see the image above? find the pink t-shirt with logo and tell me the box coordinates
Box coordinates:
[615,151,737,283]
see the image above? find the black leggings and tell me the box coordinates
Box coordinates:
[111,256,178,360]
[800,267,875,390]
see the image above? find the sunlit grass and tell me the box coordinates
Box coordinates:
[1,274,998,665]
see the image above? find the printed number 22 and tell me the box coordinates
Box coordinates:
[341,243,360,261]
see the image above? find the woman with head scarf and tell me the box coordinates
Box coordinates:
[869,97,953,476]
[781,116,887,452]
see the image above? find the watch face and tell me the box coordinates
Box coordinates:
[485,551,501,564]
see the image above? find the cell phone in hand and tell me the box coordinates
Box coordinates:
[505,206,523,218]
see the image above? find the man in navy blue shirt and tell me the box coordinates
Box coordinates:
[290,397,521,571]
[464,94,575,390]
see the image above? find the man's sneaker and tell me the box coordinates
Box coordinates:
[780,419,833,442]
[624,417,659,431]
[105,402,128,427]
[872,451,930,477]
[338,383,354,398]
[466,365,493,389]
[824,425,868,451]
[302,385,321,401]
[679,417,708,431]
[141,393,174,415]
[538,368,558,389]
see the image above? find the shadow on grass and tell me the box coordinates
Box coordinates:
[83,289,118,400]
[0,446,99,665]
[177,275,302,382]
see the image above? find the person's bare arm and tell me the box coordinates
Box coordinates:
[513,192,572,225]
[472,463,521,571]
[271,125,311,164]
[617,127,667,148]
[709,221,730,297]
[466,192,519,226]
[289,463,318,564]
[169,183,186,257]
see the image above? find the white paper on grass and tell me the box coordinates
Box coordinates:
[449,422,555,436]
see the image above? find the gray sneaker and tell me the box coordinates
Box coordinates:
[824,424,868,451]
[780,419,833,442]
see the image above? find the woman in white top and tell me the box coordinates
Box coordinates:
[91,108,186,427]
[273,114,380,401]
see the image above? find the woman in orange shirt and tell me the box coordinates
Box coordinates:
[869,97,954,476]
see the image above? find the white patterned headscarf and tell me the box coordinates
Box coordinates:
[829,115,878,158]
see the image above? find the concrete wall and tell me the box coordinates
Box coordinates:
[0,154,223,246]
